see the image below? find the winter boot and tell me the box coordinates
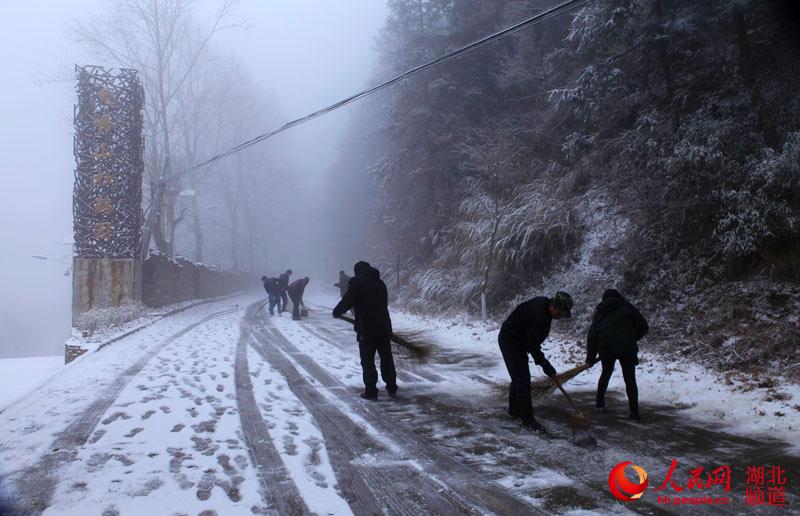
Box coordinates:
[360,391,378,401]
[521,417,546,433]
[629,411,642,422]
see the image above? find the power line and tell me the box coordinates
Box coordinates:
[190,0,593,171]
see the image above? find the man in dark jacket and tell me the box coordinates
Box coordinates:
[277,269,292,314]
[586,289,649,421]
[288,276,310,320]
[332,261,397,400]
[498,291,573,432]
[261,276,281,315]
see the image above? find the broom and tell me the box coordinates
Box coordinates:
[336,314,431,359]
[530,362,592,397]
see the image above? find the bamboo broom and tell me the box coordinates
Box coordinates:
[336,314,432,359]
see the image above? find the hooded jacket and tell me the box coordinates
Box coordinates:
[586,295,649,361]
[333,262,392,341]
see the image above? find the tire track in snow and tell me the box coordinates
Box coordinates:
[7,307,238,515]
[249,312,536,514]
[234,314,309,516]
[246,309,413,515]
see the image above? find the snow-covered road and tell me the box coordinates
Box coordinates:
[0,292,797,515]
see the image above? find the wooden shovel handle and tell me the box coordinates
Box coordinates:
[552,377,581,414]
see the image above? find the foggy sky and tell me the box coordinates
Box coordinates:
[0,0,388,358]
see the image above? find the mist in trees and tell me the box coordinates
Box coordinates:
[323,0,800,371]
[71,0,296,272]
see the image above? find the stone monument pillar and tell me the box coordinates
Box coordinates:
[71,66,144,337]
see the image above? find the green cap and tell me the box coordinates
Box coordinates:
[552,291,573,318]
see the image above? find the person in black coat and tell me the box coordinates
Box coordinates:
[277,269,292,313]
[586,288,649,421]
[287,277,310,320]
[498,291,573,432]
[261,276,281,315]
[332,261,397,400]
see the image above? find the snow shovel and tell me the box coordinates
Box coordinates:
[552,377,591,430]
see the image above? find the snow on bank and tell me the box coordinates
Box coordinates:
[0,356,63,413]
[310,290,800,454]
[65,292,254,356]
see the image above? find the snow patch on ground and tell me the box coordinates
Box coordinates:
[0,294,253,490]
[314,291,800,455]
[0,356,63,413]
[247,341,353,515]
[43,309,263,515]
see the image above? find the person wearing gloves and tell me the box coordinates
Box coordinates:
[498,291,573,432]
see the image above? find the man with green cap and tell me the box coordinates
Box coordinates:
[498,291,573,432]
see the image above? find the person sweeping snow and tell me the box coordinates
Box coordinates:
[260,276,281,316]
[288,276,310,320]
[332,261,398,401]
[498,291,573,432]
[585,288,649,421]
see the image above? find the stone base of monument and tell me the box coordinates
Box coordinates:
[71,257,141,327]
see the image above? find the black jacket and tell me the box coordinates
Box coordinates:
[586,297,649,362]
[278,272,291,292]
[498,297,552,366]
[262,277,279,296]
[333,263,392,341]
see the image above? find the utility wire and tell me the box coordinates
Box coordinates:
[190,0,593,171]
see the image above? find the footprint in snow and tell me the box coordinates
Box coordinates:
[102,412,131,425]
[124,427,144,438]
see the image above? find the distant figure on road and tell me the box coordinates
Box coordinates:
[498,291,573,432]
[334,270,350,298]
[288,277,310,320]
[586,289,648,421]
[261,276,280,316]
[332,261,397,401]
[277,269,292,314]
[334,270,353,316]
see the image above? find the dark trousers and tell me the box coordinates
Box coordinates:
[359,335,397,396]
[498,336,533,421]
[596,355,639,415]
[289,292,302,319]
[268,294,280,315]
[279,291,288,313]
